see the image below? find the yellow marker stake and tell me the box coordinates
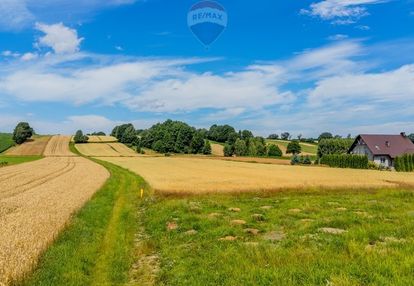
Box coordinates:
[140,188,144,198]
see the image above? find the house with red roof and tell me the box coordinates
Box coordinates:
[348,133,414,168]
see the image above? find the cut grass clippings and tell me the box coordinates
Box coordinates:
[22,160,150,286]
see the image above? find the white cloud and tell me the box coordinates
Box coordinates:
[301,0,387,24]
[308,64,414,106]
[0,0,136,31]
[0,0,34,31]
[328,34,349,41]
[1,39,413,136]
[35,23,83,54]
[1,51,21,58]
[21,52,38,61]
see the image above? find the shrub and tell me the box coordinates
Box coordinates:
[267,144,282,157]
[302,155,312,165]
[286,141,301,155]
[291,155,301,165]
[368,161,379,170]
[320,154,368,169]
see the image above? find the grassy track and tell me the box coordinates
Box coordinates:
[266,139,318,155]
[142,189,414,285]
[23,159,148,286]
[0,133,14,153]
[0,155,42,166]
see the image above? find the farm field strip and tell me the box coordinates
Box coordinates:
[0,136,110,285]
[99,157,414,194]
[76,142,139,157]
[5,136,51,156]
[87,135,118,143]
[43,135,75,157]
[107,143,138,156]
[0,158,77,200]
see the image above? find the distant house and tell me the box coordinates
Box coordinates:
[348,133,414,168]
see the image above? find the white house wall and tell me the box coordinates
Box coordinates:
[373,156,393,167]
[352,144,374,161]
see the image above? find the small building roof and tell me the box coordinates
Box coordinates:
[349,134,414,158]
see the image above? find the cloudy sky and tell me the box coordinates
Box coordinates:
[0,0,413,137]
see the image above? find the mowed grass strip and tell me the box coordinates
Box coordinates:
[23,160,146,286]
[142,189,414,285]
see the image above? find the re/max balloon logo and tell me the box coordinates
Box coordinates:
[187,1,228,47]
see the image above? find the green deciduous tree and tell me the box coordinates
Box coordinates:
[223,143,234,157]
[74,130,89,144]
[318,132,333,141]
[267,144,282,157]
[281,132,290,140]
[317,138,354,158]
[202,140,212,155]
[121,125,136,144]
[13,122,34,144]
[190,132,205,154]
[286,140,301,155]
[234,139,247,156]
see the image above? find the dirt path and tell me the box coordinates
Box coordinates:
[0,135,109,285]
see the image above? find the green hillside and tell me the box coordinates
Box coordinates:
[266,139,318,155]
[0,133,14,153]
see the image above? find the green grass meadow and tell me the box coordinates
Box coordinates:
[142,189,414,286]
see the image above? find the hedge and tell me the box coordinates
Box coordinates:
[395,154,414,172]
[320,154,368,169]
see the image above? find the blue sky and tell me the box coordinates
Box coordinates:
[0,0,413,137]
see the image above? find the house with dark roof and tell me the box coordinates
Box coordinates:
[348,133,414,168]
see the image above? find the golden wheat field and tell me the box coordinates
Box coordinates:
[76,143,138,157]
[0,136,109,285]
[5,136,51,156]
[43,135,75,156]
[100,157,414,194]
[87,135,118,143]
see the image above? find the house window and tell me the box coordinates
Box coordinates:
[380,158,386,164]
